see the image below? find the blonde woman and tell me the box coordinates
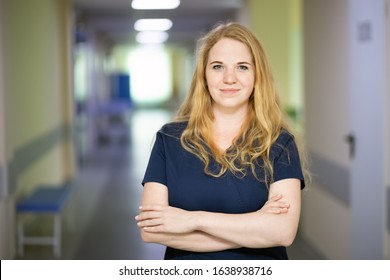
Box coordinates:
[135,22,306,260]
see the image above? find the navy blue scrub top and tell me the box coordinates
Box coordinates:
[142,121,305,260]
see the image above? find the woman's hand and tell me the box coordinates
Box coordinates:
[135,205,198,234]
[258,193,290,214]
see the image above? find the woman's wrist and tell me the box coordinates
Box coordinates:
[192,211,205,231]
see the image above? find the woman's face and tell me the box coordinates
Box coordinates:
[205,38,255,114]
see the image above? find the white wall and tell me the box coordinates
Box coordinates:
[304,0,350,166]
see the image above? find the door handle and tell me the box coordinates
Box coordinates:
[345,133,356,159]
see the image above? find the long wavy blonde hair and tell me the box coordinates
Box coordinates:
[174,22,292,184]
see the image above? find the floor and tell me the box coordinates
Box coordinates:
[15,108,323,260]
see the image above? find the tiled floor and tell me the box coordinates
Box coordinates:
[16,108,323,260]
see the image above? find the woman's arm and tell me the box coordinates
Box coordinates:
[194,178,301,248]
[136,180,295,250]
[137,182,240,252]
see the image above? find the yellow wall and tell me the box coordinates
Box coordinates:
[247,0,303,126]
[0,0,7,165]
[6,0,62,147]
[170,46,192,104]
[3,0,74,195]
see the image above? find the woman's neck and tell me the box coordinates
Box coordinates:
[211,105,248,151]
[212,103,248,127]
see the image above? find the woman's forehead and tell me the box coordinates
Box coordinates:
[208,38,253,62]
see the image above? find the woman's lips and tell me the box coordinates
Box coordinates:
[220,88,240,94]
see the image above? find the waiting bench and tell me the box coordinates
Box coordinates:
[16,184,72,258]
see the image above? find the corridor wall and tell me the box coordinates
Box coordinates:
[0,0,75,259]
[248,0,304,128]
[0,0,12,260]
[303,0,388,259]
[248,0,389,259]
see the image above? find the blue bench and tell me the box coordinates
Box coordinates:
[16,184,72,258]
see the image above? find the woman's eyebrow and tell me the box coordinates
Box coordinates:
[237,61,252,65]
[209,61,252,65]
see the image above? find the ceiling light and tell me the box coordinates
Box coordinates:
[131,0,180,10]
[136,31,169,44]
[134,19,173,32]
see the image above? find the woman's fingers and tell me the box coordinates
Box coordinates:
[268,193,283,201]
[268,207,289,214]
[135,205,196,234]
[270,201,290,208]
[264,199,290,208]
[259,195,290,214]
[139,204,164,211]
[135,204,166,221]
[135,212,158,222]
[136,217,162,228]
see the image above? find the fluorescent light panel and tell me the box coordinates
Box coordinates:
[132,0,180,10]
[134,19,173,31]
[136,31,169,44]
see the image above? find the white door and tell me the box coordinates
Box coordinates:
[348,0,387,259]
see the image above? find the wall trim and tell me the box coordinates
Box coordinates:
[388,187,390,232]
[0,164,6,198]
[309,151,350,206]
[8,124,72,194]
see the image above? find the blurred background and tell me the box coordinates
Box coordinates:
[0,0,389,260]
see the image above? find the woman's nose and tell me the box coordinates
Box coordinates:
[223,68,237,84]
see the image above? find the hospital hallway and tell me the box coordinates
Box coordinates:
[2,0,389,262]
[13,107,322,260]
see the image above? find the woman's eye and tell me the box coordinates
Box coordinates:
[212,64,223,70]
[238,65,249,71]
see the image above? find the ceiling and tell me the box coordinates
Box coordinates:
[72,0,245,47]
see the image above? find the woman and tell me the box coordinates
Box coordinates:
[135,22,307,260]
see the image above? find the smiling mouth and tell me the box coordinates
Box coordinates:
[220,89,240,94]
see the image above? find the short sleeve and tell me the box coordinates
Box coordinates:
[142,132,167,186]
[272,134,305,189]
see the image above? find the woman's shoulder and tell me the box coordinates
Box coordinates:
[275,128,295,146]
[158,121,188,139]
[270,129,297,157]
